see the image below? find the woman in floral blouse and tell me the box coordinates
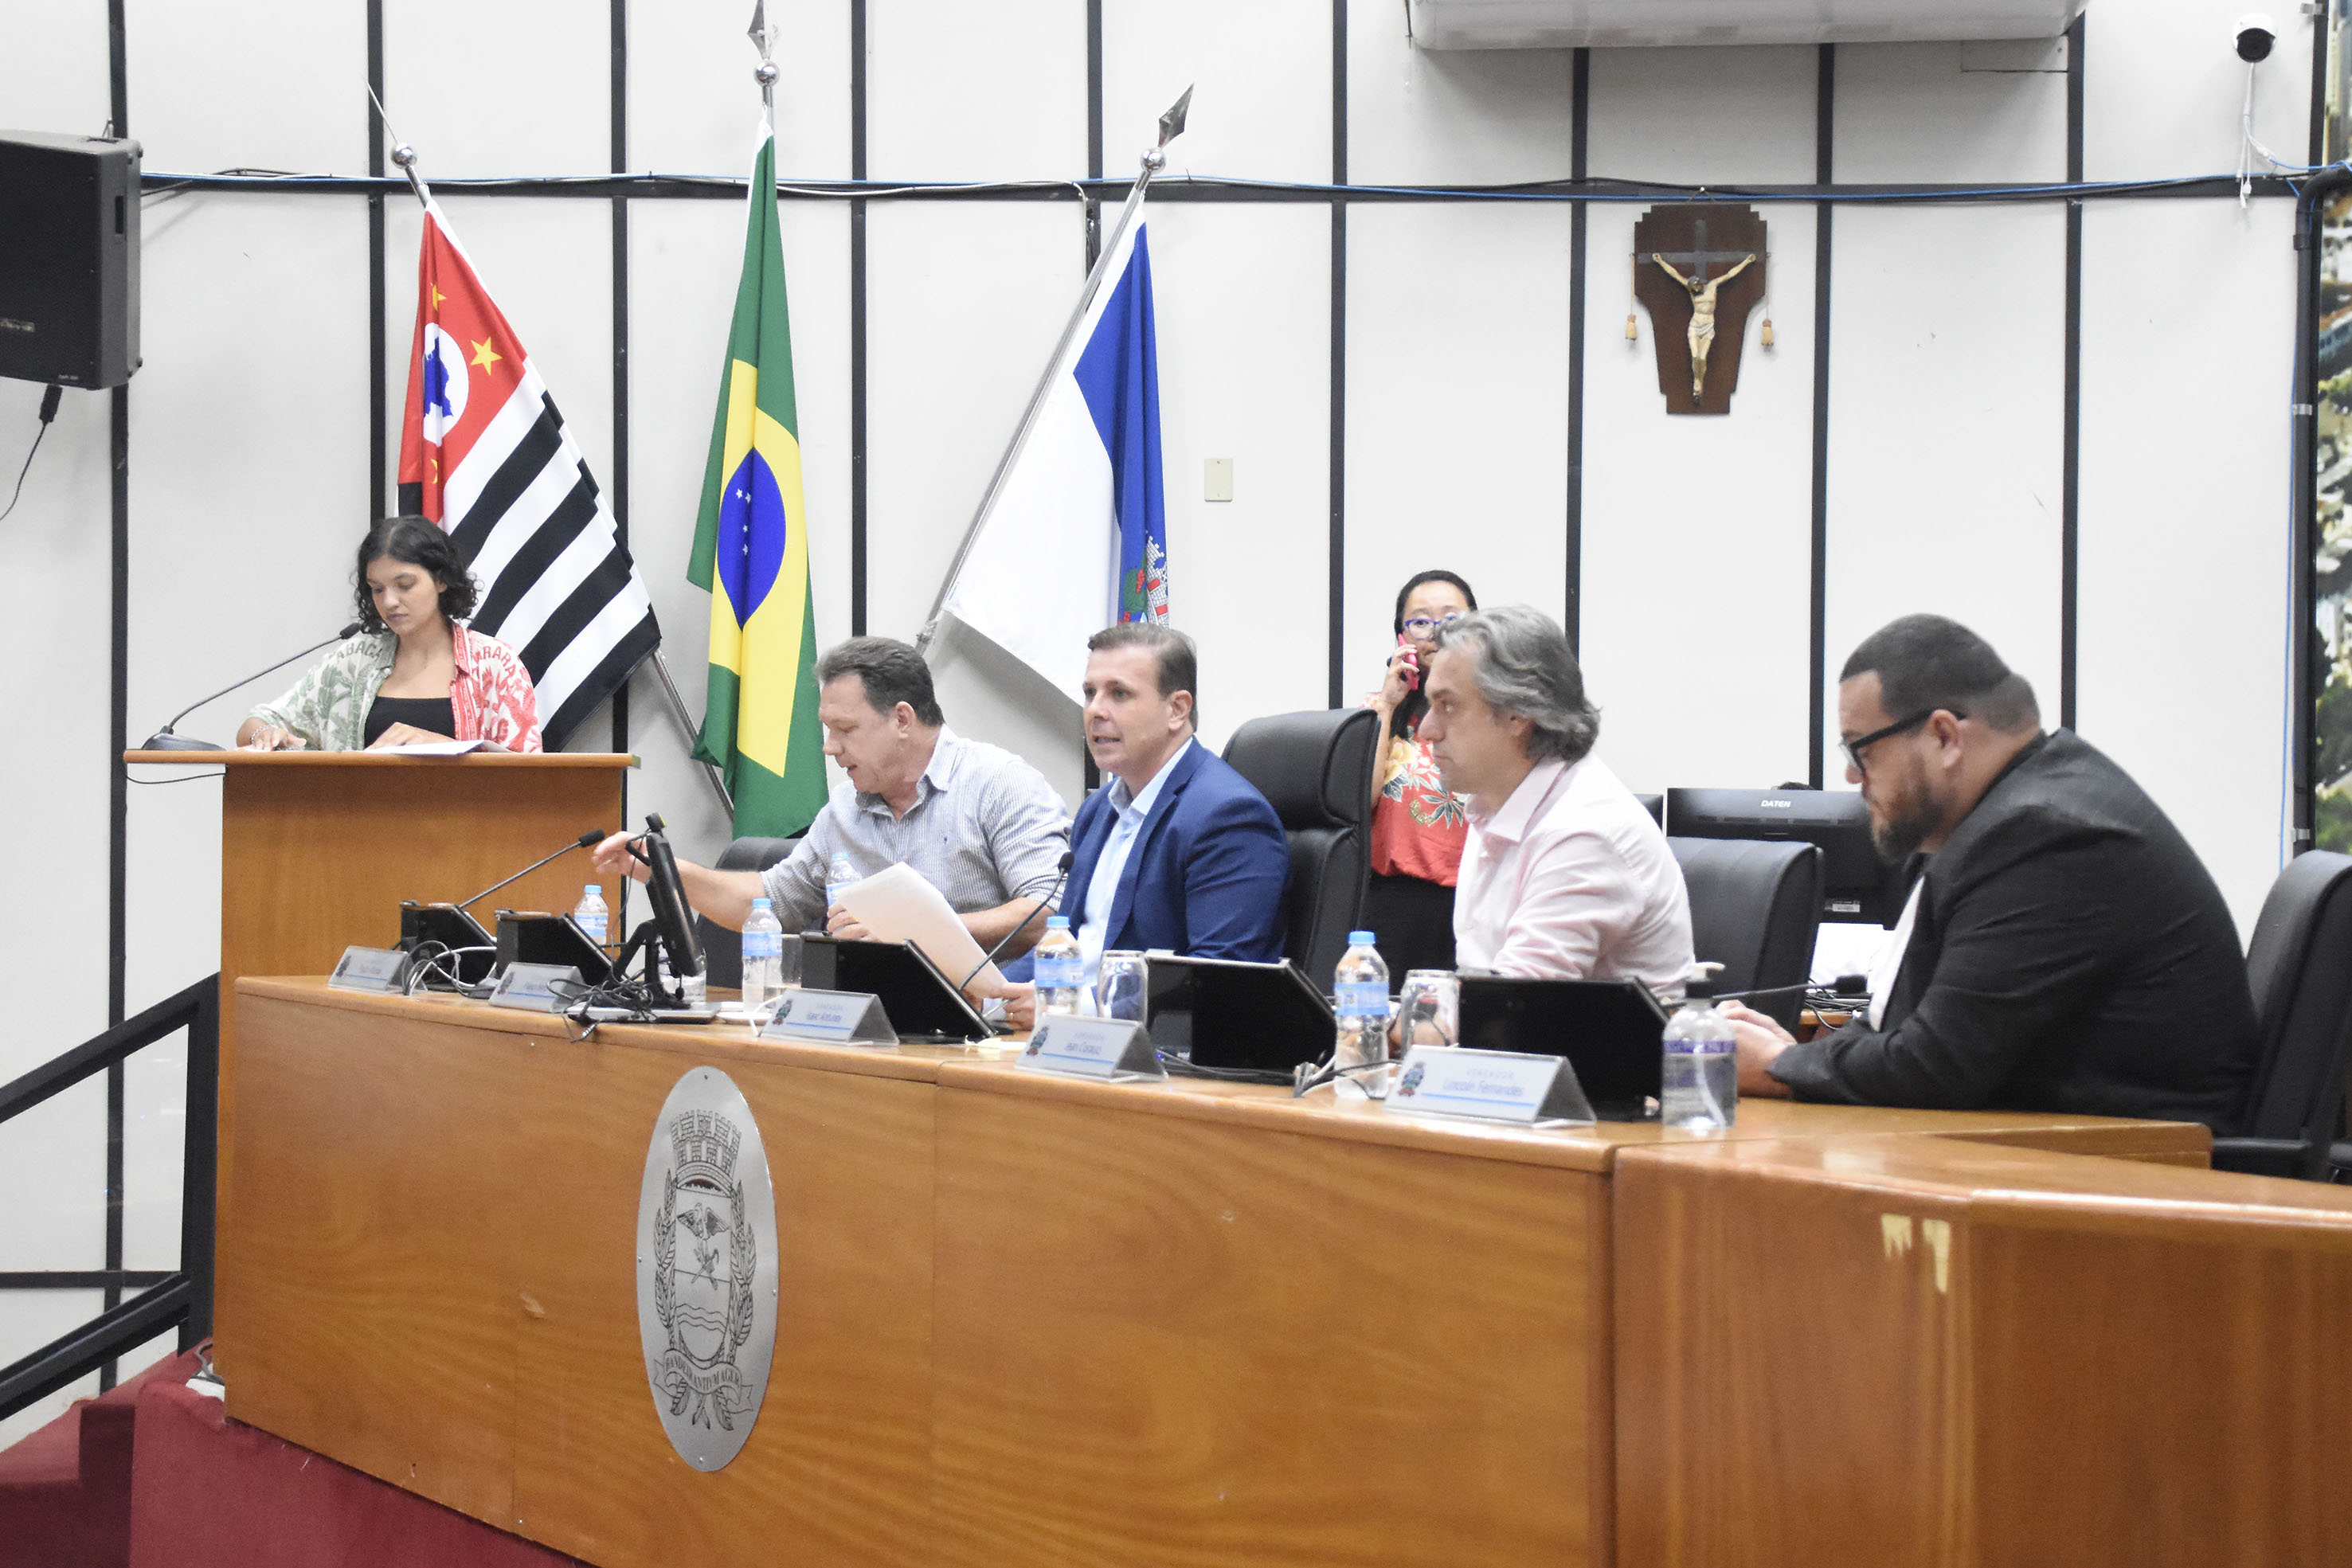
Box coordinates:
[237,517,542,753]
[1360,569,1476,976]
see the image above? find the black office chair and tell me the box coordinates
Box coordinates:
[1667,837,1825,1032]
[1221,708,1380,986]
[692,835,801,991]
[2209,850,2352,1180]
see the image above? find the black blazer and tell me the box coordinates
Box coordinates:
[1771,730,2258,1132]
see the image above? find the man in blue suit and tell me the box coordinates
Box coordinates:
[1064,623,1289,986]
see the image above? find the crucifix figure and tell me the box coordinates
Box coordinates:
[1630,204,1769,415]
[1652,249,1755,401]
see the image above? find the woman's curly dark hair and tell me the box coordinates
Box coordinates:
[354,516,478,633]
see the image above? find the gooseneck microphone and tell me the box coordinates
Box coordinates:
[141,621,368,751]
[454,830,607,914]
[958,850,1075,992]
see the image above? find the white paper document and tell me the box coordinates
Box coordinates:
[371,738,488,756]
[835,862,1004,993]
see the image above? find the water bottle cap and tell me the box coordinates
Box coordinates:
[1681,959,1724,1000]
[1046,915,1071,929]
[751,897,770,909]
[1348,930,1376,946]
[585,883,599,895]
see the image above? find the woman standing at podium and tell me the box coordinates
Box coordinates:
[235,516,542,753]
[1360,568,1477,976]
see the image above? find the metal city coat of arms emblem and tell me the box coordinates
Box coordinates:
[636,1066,779,1471]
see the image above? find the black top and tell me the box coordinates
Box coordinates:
[363,694,457,747]
[1770,729,2259,1132]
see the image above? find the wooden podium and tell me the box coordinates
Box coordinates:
[124,749,633,1220]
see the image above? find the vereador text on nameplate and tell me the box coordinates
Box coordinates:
[1384,1046,1595,1126]
[757,989,898,1046]
[1017,1016,1164,1081]
[487,962,580,1013]
[328,945,409,993]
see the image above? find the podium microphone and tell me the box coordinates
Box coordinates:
[142,621,367,751]
[455,830,607,914]
[958,850,1074,992]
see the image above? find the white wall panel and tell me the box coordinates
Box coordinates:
[0,7,112,135]
[0,9,134,1454]
[382,0,609,177]
[126,195,373,1012]
[866,0,1086,182]
[628,0,850,180]
[1144,203,1331,750]
[2077,197,2295,934]
[0,374,115,1069]
[1822,204,2067,781]
[127,0,366,174]
[1833,40,2068,184]
[623,196,854,866]
[866,201,1090,806]
[1347,0,1577,185]
[1580,201,1818,794]
[1587,45,1817,182]
[1102,0,1332,184]
[1343,202,1571,715]
[2084,0,2311,180]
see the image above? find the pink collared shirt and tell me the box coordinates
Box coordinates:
[1453,754,1693,996]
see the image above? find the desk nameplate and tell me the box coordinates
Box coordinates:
[1017,1016,1163,1081]
[1386,1046,1595,1127]
[327,946,409,993]
[757,988,898,1046]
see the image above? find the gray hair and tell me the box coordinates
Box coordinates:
[815,636,945,727]
[1431,606,1600,764]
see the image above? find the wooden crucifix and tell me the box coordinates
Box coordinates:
[1632,203,1767,416]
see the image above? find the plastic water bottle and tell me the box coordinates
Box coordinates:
[741,897,785,1011]
[1661,960,1737,1131]
[572,884,609,948]
[1333,930,1392,1095]
[1033,916,1084,1016]
[825,851,859,911]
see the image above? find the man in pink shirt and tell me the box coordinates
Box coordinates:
[1419,607,1693,995]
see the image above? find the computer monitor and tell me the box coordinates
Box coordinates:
[1145,954,1335,1073]
[495,911,614,986]
[1457,974,1669,1120]
[799,935,992,1042]
[633,814,704,980]
[1664,787,1905,926]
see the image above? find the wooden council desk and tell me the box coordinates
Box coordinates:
[218,978,2352,1568]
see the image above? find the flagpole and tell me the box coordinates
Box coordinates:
[373,89,734,818]
[914,87,1192,656]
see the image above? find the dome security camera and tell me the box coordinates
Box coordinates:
[2236,12,2276,61]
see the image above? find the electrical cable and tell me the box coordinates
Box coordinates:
[0,386,63,524]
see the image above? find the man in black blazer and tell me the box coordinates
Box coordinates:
[1726,615,2258,1132]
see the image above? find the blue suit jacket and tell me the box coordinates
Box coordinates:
[1066,741,1289,964]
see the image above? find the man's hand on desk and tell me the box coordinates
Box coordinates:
[980,982,1036,1034]
[824,905,872,942]
[1719,1000,1797,1098]
[591,830,650,883]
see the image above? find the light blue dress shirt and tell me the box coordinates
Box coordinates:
[1077,737,1194,985]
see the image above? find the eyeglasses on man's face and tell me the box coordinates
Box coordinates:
[1839,707,1965,776]
[1402,612,1466,638]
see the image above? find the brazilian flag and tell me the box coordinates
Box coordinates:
[689,127,826,838]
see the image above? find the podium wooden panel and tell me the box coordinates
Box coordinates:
[124,749,631,1187]
[221,980,2248,1568]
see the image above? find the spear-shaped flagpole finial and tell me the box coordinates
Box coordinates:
[1143,84,1192,173]
[366,83,429,205]
[747,1,780,107]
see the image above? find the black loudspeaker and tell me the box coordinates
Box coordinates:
[0,130,141,389]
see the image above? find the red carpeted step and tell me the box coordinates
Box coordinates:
[0,1347,206,1568]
